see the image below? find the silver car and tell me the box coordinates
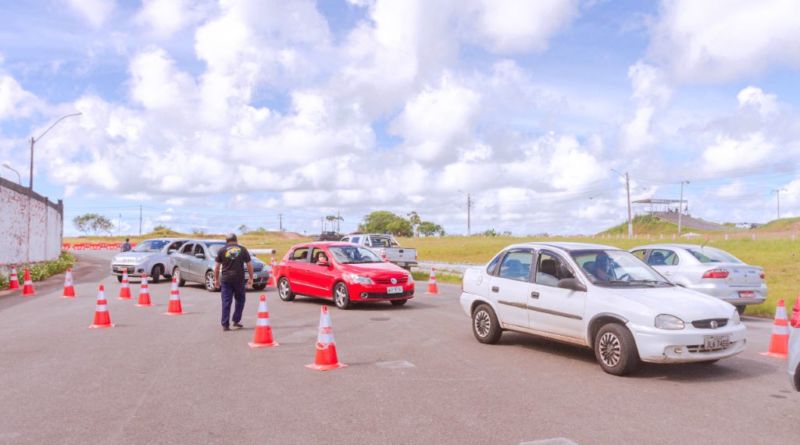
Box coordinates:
[110,238,188,283]
[170,240,270,292]
[631,244,766,314]
[790,325,800,391]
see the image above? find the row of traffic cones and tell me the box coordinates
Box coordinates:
[246,294,345,371]
[88,272,185,328]
[6,266,36,296]
[761,298,800,358]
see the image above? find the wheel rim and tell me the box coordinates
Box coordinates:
[598,332,622,367]
[205,273,215,290]
[474,310,491,337]
[335,285,347,306]
[279,279,289,298]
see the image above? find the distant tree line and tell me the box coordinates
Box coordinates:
[358,210,445,237]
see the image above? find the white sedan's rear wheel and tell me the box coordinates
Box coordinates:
[472,304,502,344]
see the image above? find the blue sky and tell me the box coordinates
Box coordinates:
[1,0,799,236]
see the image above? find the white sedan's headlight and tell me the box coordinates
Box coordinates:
[731,308,741,325]
[655,314,685,330]
[346,273,374,285]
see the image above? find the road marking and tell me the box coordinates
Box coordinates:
[376,360,415,369]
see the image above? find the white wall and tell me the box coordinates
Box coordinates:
[0,178,63,265]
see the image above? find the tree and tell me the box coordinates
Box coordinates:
[152,225,171,233]
[418,221,445,237]
[73,213,114,235]
[407,211,422,237]
[325,215,343,233]
[237,224,249,234]
[359,211,413,237]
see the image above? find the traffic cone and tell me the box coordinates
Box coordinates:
[791,299,800,329]
[380,248,388,261]
[761,299,790,358]
[22,268,35,296]
[249,295,278,348]
[165,276,183,315]
[89,285,113,328]
[118,270,132,300]
[267,257,276,287]
[427,268,439,295]
[136,273,152,307]
[306,306,346,371]
[8,266,19,290]
[62,268,76,298]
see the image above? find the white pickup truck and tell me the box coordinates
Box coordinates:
[340,234,418,270]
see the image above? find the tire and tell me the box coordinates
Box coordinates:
[472,304,502,344]
[173,267,186,287]
[793,364,800,392]
[150,265,163,283]
[278,278,295,302]
[333,283,351,310]
[390,299,408,307]
[116,275,123,283]
[253,283,266,291]
[736,306,746,315]
[204,271,219,292]
[594,323,639,376]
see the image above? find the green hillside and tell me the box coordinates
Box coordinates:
[756,217,800,232]
[599,215,681,236]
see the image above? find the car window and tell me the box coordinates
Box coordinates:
[167,241,184,252]
[329,246,382,264]
[371,236,396,247]
[486,252,504,276]
[351,236,360,244]
[341,237,350,242]
[132,240,168,252]
[311,248,329,264]
[207,242,226,257]
[497,250,533,282]
[290,248,310,262]
[193,244,205,257]
[535,251,574,287]
[647,249,679,266]
[571,249,671,287]
[180,243,194,255]
[631,250,647,261]
[686,247,741,264]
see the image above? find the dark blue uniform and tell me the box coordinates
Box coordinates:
[215,243,251,328]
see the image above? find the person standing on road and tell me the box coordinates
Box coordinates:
[214,234,254,331]
[121,238,132,252]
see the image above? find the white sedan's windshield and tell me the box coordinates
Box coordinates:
[132,240,168,252]
[571,250,671,287]
[330,246,382,264]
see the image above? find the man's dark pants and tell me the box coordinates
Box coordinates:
[220,280,246,327]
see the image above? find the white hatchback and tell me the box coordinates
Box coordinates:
[460,242,746,375]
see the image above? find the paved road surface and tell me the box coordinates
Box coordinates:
[0,252,796,445]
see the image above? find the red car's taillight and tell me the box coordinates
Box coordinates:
[702,268,729,279]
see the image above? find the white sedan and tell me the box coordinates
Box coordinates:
[460,242,746,375]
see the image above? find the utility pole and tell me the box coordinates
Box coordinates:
[467,193,472,236]
[678,180,689,235]
[611,170,633,239]
[772,188,787,219]
[139,205,143,236]
[279,213,283,232]
[337,210,341,233]
[118,213,122,236]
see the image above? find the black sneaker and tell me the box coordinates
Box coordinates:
[232,322,244,329]
[222,325,230,331]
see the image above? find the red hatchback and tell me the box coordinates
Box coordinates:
[274,242,415,309]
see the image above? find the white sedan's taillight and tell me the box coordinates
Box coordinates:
[702,268,729,279]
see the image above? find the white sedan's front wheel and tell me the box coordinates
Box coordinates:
[594,323,639,376]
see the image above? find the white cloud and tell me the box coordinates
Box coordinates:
[66,0,115,28]
[471,0,579,53]
[135,0,208,38]
[737,86,778,117]
[702,132,775,174]
[0,75,41,119]
[649,0,800,82]
[620,62,671,153]
[129,48,195,109]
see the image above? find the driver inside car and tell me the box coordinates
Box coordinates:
[592,254,612,282]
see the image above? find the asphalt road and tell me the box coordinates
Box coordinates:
[0,251,796,445]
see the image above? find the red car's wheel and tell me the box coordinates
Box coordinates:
[278,277,295,301]
[333,283,351,310]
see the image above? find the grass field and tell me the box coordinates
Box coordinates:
[66,231,799,317]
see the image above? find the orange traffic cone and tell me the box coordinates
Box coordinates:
[267,257,276,287]
[89,285,113,328]
[249,295,278,348]
[21,268,35,296]
[761,299,790,358]
[62,268,76,298]
[791,299,800,329]
[165,276,183,315]
[427,268,439,295]
[306,306,346,371]
[8,266,19,290]
[118,270,132,300]
[136,273,152,307]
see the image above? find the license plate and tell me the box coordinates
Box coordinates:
[739,291,754,298]
[703,335,730,350]
[387,286,403,294]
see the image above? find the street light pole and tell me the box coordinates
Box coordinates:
[26,112,81,262]
[678,180,689,236]
[2,163,21,185]
[772,188,787,219]
[611,169,633,239]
